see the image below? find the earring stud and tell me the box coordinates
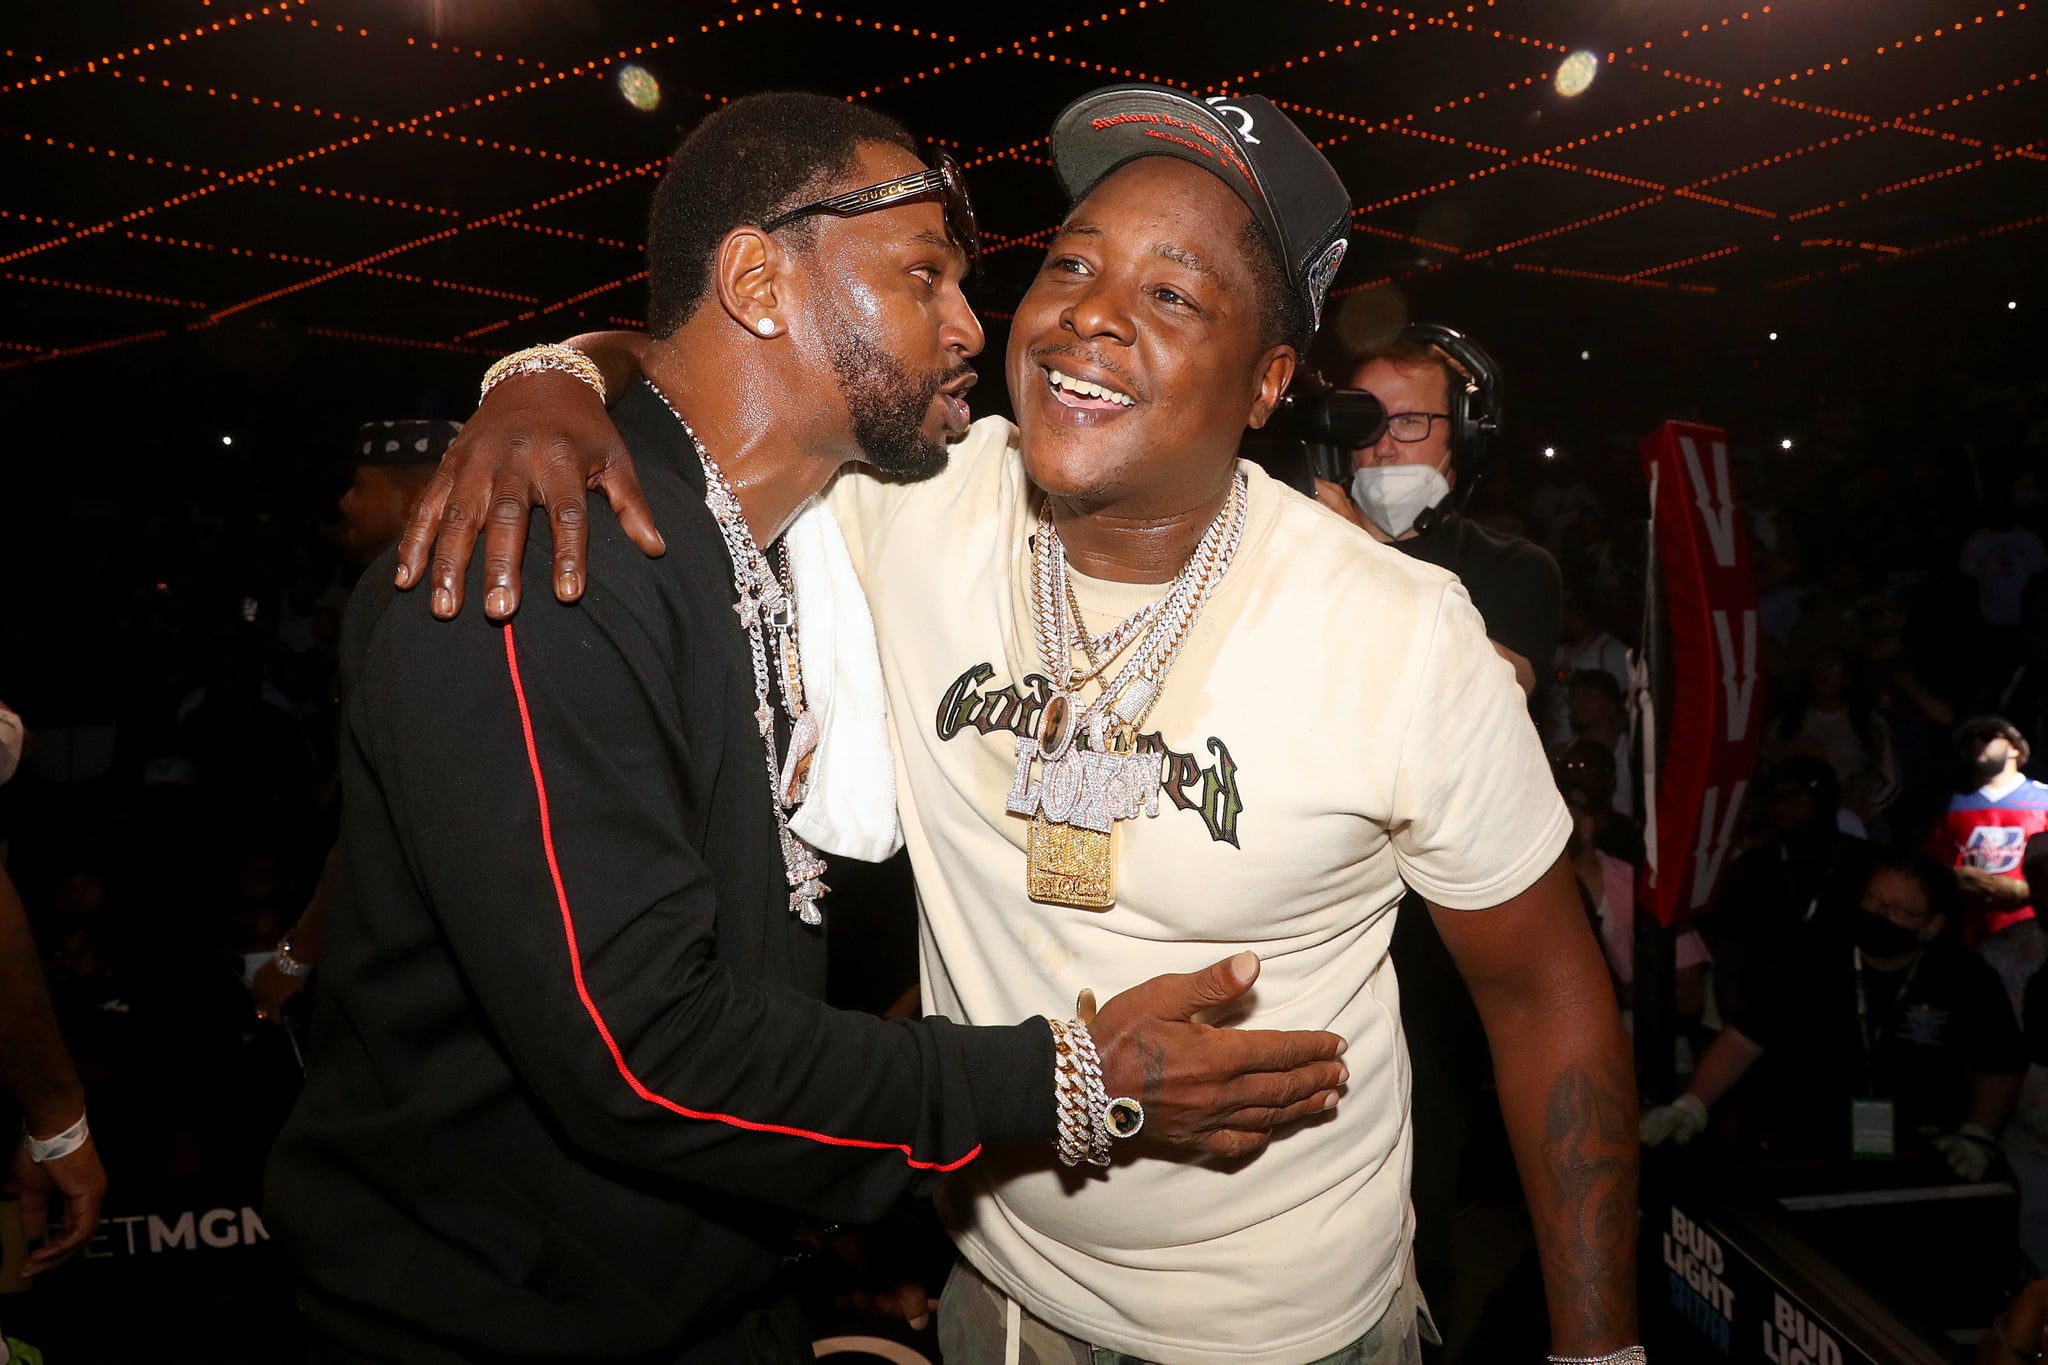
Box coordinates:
[756,317,776,336]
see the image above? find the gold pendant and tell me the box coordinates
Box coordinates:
[1027,813,1116,909]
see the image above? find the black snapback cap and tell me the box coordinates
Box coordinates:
[1049,83,1354,333]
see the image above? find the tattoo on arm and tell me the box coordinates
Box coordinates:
[1140,1038,1167,1108]
[1535,1056,1639,1349]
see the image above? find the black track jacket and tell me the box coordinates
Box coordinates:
[267,383,1054,1364]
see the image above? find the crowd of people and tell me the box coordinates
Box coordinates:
[1,89,2046,1365]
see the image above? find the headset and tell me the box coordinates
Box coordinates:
[1294,323,1505,500]
[1403,322,1505,483]
[1392,323,1504,534]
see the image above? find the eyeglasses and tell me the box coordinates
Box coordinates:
[1376,412,1451,444]
[760,152,980,267]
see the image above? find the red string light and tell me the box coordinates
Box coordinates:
[1,1,307,94]
[0,328,171,372]
[202,158,664,324]
[122,229,331,268]
[498,221,641,252]
[1767,209,2048,287]
[1631,244,1741,277]
[1467,196,1663,258]
[358,268,540,305]
[302,325,505,356]
[3,270,204,308]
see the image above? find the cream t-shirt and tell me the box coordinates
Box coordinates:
[829,417,1569,1365]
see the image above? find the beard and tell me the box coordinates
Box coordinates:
[819,305,966,480]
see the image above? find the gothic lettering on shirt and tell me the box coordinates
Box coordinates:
[934,662,1246,847]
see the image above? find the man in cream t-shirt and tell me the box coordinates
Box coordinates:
[829,412,1568,1360]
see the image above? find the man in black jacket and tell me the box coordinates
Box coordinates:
[266,94,1346,1365]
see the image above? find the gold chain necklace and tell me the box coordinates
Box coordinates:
[1004,472,1248,909]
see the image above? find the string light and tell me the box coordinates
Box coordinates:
[296,183,462,217]
[1469,196,1662,257]
[358,268,539,304]
[851,4,1154,99]
[1789,156,1987,219]
[1631,245,1741,277]
[12,0,2044,364]
[2,1,308,93]
[1767,210,2048,287]
[3,24,712,270]
[302,325,504,356]
[203,158,663,324]
[1509,261,1685,291]
[122,228,330,267]
[961,137,1049,171]
[458,269,650,341]
[498,220,641,252]
[3,270,204,308]
[0,329,171,373]
[1353,223,1463,255]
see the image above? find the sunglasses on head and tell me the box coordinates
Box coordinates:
[760,151,980,267]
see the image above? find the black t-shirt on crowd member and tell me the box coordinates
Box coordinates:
[1395,514,1564,670]
[1730,922,2025,1158]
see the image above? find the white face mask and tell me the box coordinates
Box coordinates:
[1350,461,1451,539]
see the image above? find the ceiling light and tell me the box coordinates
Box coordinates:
[1556,50,1599,98]
[1580,350,1591,360]
[616,64,660,112]
[221,435,233,446]
[2009,301,2019,311]
[1780,438,1794,450]
[1543,447,1557,459]
[1768,332,1778,341]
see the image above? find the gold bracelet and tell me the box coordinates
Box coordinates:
[480,343,606,405]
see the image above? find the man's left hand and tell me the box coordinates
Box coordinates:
[1933,1124,2000,1182]
[1311,478,1368,530]
[6,1137,107,1278]
[1957,866,2030,907]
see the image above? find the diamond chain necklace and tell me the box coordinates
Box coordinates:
[1033,469,1248,744]
[645,378,828,924]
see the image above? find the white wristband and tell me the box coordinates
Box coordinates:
[24,1111,89,1163]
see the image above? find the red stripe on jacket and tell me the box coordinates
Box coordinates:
[501,623,980,1173]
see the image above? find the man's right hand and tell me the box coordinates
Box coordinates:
[395,371,662,622]
[1639,1093,1709,1147]
[1089,952,1347,1158]
[8,1137,107,1279]
[251,957,307,1025]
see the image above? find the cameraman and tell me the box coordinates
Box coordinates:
[1313,327,1567,1349]
[1313,326,1561,696]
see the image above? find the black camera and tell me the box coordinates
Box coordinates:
[1241,371,1387,496]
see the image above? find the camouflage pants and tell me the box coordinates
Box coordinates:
[938,1252,1429,1365]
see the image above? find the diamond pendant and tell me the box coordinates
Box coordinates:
[779,710,819,806]
[1027,813,1116,909]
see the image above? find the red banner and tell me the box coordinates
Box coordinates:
[1638,421,1763,929]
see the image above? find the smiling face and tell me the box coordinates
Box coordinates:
[784,140,984,475]
[1006,156,1294,514]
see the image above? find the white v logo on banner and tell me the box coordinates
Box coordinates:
[1679,435,1737,568]
[1713,608,1759,742]
[1690,779,1749,909]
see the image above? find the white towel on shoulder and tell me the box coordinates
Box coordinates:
[783,497,904,863]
